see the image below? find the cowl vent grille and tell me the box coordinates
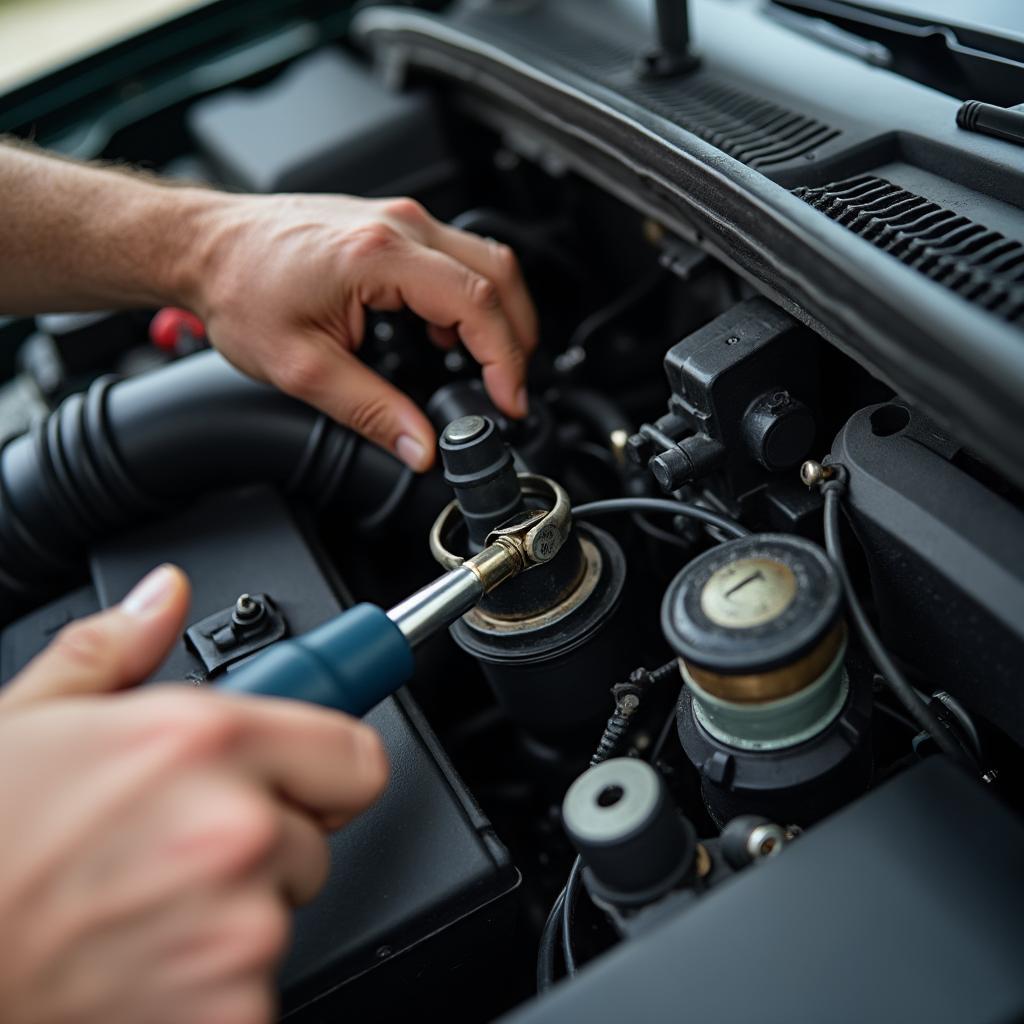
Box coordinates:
[794,176,1024,323]
[451,9,843,172]
[641,76,840,169]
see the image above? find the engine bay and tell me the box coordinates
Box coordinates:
[3,1,1024,1021]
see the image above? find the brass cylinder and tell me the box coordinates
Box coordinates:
[684,622,846,704]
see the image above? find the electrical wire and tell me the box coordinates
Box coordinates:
[931,690,983,763]
[565,266,666,353]
[561,857,584,977]
[631,511,693,549]
[573,497,749,540]
[536,888,566,993]
[874,700,918,734]
[651,698,682,762]
[821,474,977,769]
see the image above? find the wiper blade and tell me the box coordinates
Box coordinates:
[769,0,1024,105]
[767,5,893,67]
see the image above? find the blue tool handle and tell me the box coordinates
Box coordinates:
[216,603,414,717]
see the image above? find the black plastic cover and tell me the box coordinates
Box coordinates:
[832,402,1024,745]
[187,47,454,196]
[505,758,1024,1024]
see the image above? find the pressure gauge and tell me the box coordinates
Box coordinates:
[663,534,869,825]
[662,533,843,703]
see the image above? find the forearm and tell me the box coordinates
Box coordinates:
[0,140,221,315]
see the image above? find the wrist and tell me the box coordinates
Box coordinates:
[144,184,242,315]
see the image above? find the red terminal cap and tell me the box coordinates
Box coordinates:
[150,307,207,351]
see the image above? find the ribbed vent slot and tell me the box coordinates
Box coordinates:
[794,176,1024,322]
[640,76,840,168]
[455,10,842,171]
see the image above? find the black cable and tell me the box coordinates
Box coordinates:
[536,888,566,993]
[932,690,983,763]
[631,512,693,549]
[651,700,681,762]
[874,700,918,734]
[565,266,666,352]
[573,497,749,540]
[561,856,583,977]
[822,477,975,768]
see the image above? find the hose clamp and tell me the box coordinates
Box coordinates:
[429,473,573,576]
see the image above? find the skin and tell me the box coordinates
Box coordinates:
[0,141,539,469]
[0,141,540,1019]
[0,565,389,1024]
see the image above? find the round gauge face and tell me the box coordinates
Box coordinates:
[699,557,797,629]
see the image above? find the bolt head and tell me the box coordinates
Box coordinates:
[232,593,266,627]
[800,460,824,487]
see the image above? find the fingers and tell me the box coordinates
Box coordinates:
[0,564,190,710]
[272,340,437,471]
[427,221,539,357]
[426,323,459,351]
[194,691,390,827]
[356,239,529,420]
[273,804,331,905]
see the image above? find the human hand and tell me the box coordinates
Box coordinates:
[182,193,538,471]
[0,565,388,1024]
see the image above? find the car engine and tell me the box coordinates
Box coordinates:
[2,1,1024,1021]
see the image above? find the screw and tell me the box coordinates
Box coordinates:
[746,822,786,860]
[800,460,834,488]
[232,593,266,627]
[725,335,740,345]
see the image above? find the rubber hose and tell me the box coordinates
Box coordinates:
[0,350,408,621]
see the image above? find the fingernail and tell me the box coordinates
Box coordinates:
[122,565,177,618]
[516,388,529,418]
[395,434,428,471]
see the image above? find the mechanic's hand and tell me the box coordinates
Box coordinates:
[188,193,538,471]
[0,565,388,1024]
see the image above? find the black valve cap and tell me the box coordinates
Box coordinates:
[562,758,697,908]
[742,390,815,472]
[439,415,525,550]
[649,434,725,492]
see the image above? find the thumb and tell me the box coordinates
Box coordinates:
[0,564,191,710]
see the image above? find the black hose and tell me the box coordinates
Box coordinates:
[572,497,749,540]
[821,476,975,769]
[0,351,410,622]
